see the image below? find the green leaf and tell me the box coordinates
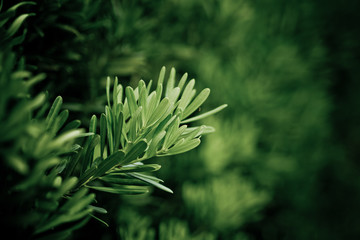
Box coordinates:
[89,214,109,227]
[138,80,148,108]
[129,173,173,193]
[127,106,142,142]
[6,1,36,12]
[89,115,97,134]
[177,72,188,91]
[178,79,195,110]
[94,150,125,178]
[46,96,63,129]
[147,97,170,126]
[145,130,166,159]
[60,120,81,133]
[155,84,163,109]
[157,66,166,85]
[86,185,149,195]
[83,135,100,170]
[106,76,111,107]
[168,87,181,104]
[112,77,119,114]
[114,111,123,151]
[50,129,93,150]
[112,163,161,173]
[125,86,137,117]
[100,113,107,158]
[36,208,93,234]
[121,140,148,165]
[105,106,114,154]
[76,166,97,188]
[145,91,157,121]
[50,177,78,200]
[182,88,210,119]
[50,110,69,136]
[6,13,35,38]
[165,67,176,97]
[64,147,84,179]
[181,104,228,123]
[163,125,187,150]
[99,174,147,185]
[88,205,108,214]
[162,138,201,156]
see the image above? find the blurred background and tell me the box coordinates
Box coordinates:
[6,0,360,239]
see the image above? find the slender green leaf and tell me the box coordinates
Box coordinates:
[129,173,173,193]
[112,163,161,173]
[158,66,166,85]
[86,185,148,195]
[165,67,176,97]
[121,140,147,165]
[105,106,114,154]
[50,110,69,135]
[106,76,111,107]
[163,125,187,150]
[6,13,35,38]
[112,77,118,114]
[46,96,63,129]
[64,147,84,179]
[93,150,125,178]
[182,88,210,119]
[178,79,195,110]
[145,91,157,121]
[114,112,123,151]
[125,86,137,117]
[147,97,170,126]
[100,113,107,158]
[84,135,100,170]
[168,87,181,104]
[163,138,201,156]
[178,72,188,91]
[99,175,147,185]
[89,214,109,227]
[89,115,97,134]
[7,1,36,13]
[88,206,108,214]
[61,120,81,133]
[76,166,97,188]
[145,130,166,159]
[181,104,228,123]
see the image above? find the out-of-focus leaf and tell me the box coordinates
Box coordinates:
[60,120,81,133]
[6,13,35,38]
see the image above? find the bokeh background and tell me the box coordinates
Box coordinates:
[4,0,360,239]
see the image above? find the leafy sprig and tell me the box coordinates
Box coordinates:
[66,67,227,195]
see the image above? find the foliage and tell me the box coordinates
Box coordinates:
[2,0,360,239]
